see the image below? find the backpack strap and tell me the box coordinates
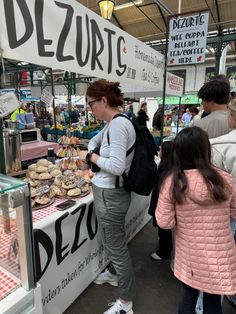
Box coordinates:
[107,113,136,188]
[107,131,135,157]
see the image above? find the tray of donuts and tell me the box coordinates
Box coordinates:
[51,174,90,199]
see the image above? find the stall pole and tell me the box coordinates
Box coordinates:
[176,96,181,134]
[67,73,73,129]
[0,118,6,174]
[50,69,58,142]
[160,50,168,145]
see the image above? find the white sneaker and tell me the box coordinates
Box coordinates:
[103,299,133,314]
[94,269,118,287]
[151,252,162,260]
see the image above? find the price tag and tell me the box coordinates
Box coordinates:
[76,177,86,188]
[35,185,50,196]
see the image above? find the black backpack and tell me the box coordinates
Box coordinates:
[108,114,158,196]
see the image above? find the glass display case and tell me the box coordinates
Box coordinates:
[0,174,35,302]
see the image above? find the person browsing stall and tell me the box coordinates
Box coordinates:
[191,77,230,138]
[156,127,236,314]
[137,101,149,127]
[84,79,136,314]
[210,98,236,308]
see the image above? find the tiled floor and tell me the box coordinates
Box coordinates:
[65,222,236,314]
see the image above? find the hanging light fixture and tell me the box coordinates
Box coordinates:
[97,0,115,20]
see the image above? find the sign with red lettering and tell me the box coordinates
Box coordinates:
[166,72,184,96]
[168,11,209,65]
[0,0,164,89]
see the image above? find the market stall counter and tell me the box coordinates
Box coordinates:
[21,141,59,161]
[0,174,42,314]
[33,190,151,314]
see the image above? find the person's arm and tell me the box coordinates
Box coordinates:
[155,175,176,229]
[230,186,236,220]
[211,146,225,170]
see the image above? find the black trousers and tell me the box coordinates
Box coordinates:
[156,226,172,259]
[178,283,222,314]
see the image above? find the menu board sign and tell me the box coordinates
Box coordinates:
[168,12,209,65]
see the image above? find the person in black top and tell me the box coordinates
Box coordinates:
[137,101,149,127]
[152,107,162,130]
[148,140,173,260]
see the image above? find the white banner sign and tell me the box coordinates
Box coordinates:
[166,72,184,96]
[0,0,164,90]
[34,194,150,314]
[0,92,19,117]
[41,89,53,107]
[168,12,209,65]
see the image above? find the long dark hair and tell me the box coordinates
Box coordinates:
[170,127,228,204]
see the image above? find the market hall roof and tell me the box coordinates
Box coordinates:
[78,0,236,53]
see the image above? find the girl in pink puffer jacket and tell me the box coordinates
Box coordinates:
[156,126,236,314]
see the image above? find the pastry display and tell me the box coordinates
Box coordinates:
[54,175,63,187]
[58,136,80,146]
[31,188,37,198]
[81,184,89,193]
[38,172,52,180]
[61,175,77,190]
[26,156,91,208]
[67,188,81,197]
[82,169,94,184]
[48,164,60,172]
[28,164,37,171]
[58,158,81,171]
[24,178,39,187]
[53,173,90,199]
[31,198,36,207]
[50,169,62,177]
[35,194,50,205]
[51,184,67,196]
[35,166,48,173]
[29,171,39,180]
[36,159,52,167]
[56,146,80,158]
[61,181,76,190]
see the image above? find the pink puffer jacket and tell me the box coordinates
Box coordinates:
[156,169,236,295]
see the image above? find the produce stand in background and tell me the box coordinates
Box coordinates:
[43,126,101,139]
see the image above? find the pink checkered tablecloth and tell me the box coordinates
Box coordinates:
[32,193,92,223]
[21,141,59,161]
[32,201,59,223]
[0,227,21,301]
[0,226,19,279]
[0,269,20,300]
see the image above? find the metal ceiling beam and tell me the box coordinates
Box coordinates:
[130,0,164,33]
[204,0,221,35]
[155,2,167,28]
[112,12,124,30]
[153,0,173,15]
[214,0,223,35]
